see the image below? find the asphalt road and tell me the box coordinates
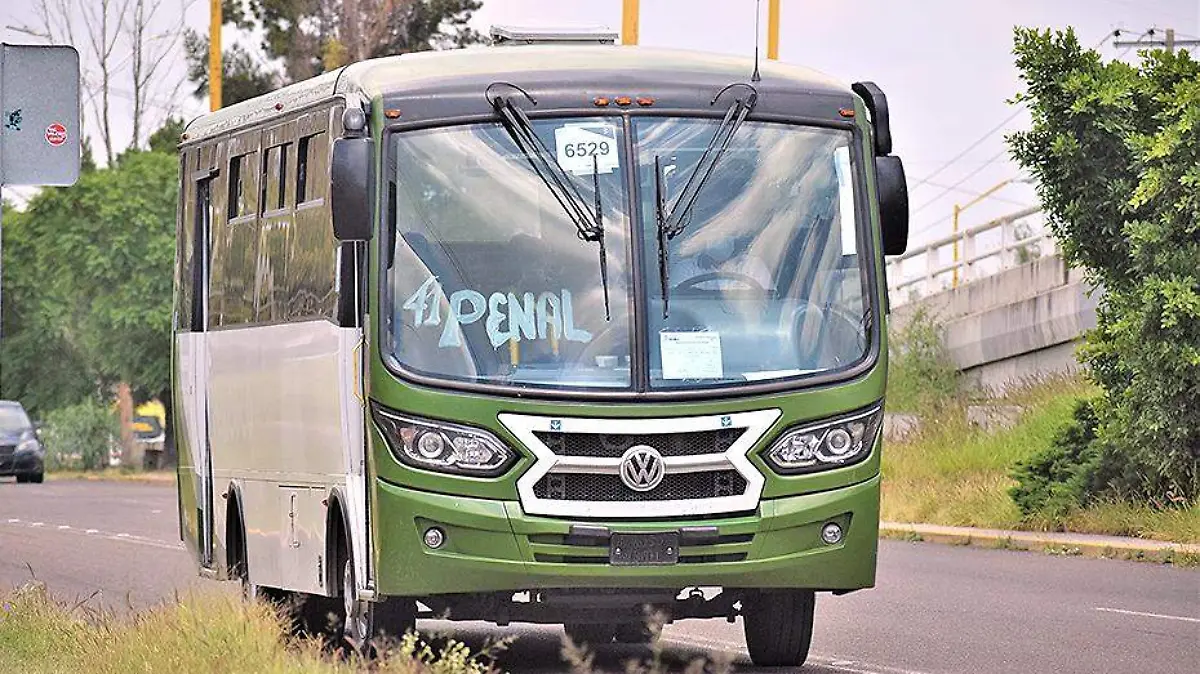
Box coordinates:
[2,479,1197,674]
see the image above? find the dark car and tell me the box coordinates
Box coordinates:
[0,400,44,483]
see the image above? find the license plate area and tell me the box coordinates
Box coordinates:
[609,532,680,566]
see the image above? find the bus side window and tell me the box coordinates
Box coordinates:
[286,123,335,321]
[215,141,261,327]
[296,132,326,204]
[176,152,196,332]
[261,143,289,214]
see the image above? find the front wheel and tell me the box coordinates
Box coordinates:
[338,551,415,653]
[742,589,815,668]
[16,472,43,484]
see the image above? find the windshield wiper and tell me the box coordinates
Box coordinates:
[487,83,611,320]
[653,82,758,317]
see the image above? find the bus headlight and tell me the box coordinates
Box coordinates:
[762,404,883,474]
[371,405,516,477]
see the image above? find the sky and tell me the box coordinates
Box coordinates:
[2,0,1198,250]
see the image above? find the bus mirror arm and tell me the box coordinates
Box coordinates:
[851,81,891,156]
[332,137,375,241]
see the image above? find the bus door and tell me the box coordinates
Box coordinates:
[176,145,217,570]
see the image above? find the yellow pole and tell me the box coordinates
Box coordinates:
[622,0,640,45]
[767,0,781,59]
[209,0,222,111]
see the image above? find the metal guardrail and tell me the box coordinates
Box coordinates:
[886,206,1051,304]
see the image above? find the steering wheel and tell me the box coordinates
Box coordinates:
[674,271,767,293]
[790,302,867,368]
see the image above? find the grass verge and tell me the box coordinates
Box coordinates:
[0,584,729,674]
[0,583,496,674]
[881,375,1200,545]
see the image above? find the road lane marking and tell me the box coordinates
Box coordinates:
[1,517,181,551]
[1095,607,1200,624]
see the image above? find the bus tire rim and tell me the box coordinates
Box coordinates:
[343,559,369,643]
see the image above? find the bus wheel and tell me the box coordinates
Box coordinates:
[742,589,815,667]
[338,551,415,653]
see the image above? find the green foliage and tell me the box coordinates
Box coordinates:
[183,29,280,106]
[0,147,178,414]
[885,305,961,413]
[1009,398,1103,518]
[42,400,117,471]
[1008,27,1200,502]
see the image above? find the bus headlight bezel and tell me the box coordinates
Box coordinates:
[762,403,883,475]
[371,405,517,477]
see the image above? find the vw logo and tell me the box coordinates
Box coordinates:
[619,445,665,492]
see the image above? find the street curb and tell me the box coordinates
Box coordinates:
[879,521,1200,563]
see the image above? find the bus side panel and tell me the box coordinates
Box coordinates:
[208,321,349,594]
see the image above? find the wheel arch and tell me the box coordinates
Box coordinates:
[324,486,354,595]
[223,481,248,581]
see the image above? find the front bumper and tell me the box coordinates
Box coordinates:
[374,474,880,597]
[0,450,43,476]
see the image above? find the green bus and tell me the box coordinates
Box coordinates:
[173,26,908,667]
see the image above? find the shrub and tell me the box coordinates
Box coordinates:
[886,305,961,413]
[1009,28,1200,503]
[1009,398,1102,518]
[42,400,117,470]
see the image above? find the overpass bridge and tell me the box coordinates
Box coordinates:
[885,207,1099,390]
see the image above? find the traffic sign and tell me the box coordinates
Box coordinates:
[1,44,81,186]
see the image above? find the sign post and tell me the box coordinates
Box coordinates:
[0,43,81,342]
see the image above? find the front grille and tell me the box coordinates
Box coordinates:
[533,470,746,502]
[533,428,743,458]
[0,444,14,458]
[533,552,749,564]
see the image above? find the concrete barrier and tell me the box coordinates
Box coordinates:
[889,255,1099,390]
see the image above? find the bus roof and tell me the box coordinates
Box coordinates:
[183,45,855,144]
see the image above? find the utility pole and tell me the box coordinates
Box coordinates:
[209,0,222,111]
[1113,28,1200,54]
[621,0,639,46]
[767,0,780,60]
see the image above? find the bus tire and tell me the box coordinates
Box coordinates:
[337,543,415,653]
[742,589,815,668]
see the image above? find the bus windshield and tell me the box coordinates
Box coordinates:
[385,117,870,392]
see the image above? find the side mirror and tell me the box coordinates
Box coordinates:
[851,81,892,156]
[331,136,374,241]
[877,155,908,255]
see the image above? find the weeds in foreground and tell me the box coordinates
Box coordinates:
[0,584,733,674]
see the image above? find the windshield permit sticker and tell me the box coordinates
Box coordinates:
[659,331,723,380]
[554,123,619,176]
[834,146,856,255]
[402,275,593,349]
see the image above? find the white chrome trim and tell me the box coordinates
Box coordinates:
[499,409,781,518]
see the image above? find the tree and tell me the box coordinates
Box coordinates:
[3,150,178,413]
[15,0,189,159]
[183,29,280,107]
[1008,28,1200,502]
[0,205,96,416]
[192,0,483,94]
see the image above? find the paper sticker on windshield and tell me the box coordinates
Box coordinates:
[834,146,856,255]
[555,124,619,175]
[660,331,723,380]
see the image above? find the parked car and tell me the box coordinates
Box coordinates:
[0,400,45,483]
